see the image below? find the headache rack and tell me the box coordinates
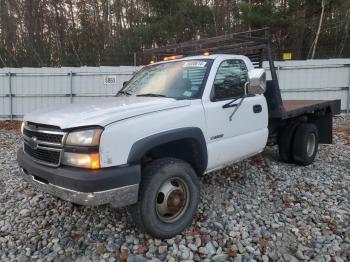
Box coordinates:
[144,28,270,67]
[143,28,284,118]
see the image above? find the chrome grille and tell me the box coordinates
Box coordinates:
[22,123,66,167]
[24,143,61,166]
[23,128,63,144]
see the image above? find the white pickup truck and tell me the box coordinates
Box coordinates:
[17,29,340,238]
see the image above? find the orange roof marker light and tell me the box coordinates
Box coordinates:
[163,55,184,61]
[203,51,210,56]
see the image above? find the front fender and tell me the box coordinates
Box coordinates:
[127,127,208,172]
[98,101,207,168]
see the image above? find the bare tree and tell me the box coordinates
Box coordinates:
[0,0,350,67]
[309,0,326,59]
[339,9,350,57]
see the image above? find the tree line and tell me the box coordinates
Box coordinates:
[0,0,349,67]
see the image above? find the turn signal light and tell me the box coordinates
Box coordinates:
[90,153,100,169]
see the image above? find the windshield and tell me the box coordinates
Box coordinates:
[118,59,212,99]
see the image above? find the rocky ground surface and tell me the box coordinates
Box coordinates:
[0,117,349,262]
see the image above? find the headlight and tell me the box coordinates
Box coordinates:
[65,128,103,146]
[63,152,100,169]
[63,128,103,169]
[21,121,26,134]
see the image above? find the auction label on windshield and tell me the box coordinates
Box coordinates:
[183,61,207,68]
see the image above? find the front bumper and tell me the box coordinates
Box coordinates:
[17,149,141,207]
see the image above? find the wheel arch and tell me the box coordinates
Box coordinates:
[127,127,208,175]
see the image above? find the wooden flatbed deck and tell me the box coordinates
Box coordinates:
[281,100,341,119]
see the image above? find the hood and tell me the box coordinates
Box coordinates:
[24,96,191,129]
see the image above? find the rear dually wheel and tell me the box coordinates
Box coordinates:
[292,123,319,166]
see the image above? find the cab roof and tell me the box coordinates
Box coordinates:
[149,54,250,66]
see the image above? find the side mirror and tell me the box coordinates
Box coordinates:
[123,81,129,87]
[246,69,266,95]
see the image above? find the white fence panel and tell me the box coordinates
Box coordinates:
[0,66,140,119]
[0,72,9,117]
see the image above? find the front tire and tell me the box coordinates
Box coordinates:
[128,158,200,238]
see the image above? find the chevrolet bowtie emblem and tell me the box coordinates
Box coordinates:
[28,137,38,150]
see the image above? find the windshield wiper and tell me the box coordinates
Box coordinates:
[136,93,166,97]
[116,90,132,96]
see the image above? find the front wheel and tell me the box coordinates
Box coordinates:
[128,158,200,238]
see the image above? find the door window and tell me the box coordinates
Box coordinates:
[212,60,248,101]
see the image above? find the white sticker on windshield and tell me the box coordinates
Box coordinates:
[183,61,207,68]
[183,91,192,97]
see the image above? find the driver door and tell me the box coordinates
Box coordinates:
[203,59,268,171]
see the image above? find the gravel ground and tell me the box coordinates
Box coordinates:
[0,117,349,262]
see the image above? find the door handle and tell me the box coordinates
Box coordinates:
[253,104,262,113]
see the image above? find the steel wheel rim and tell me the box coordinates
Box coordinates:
[307,133,316,157]
[155,177,190,223]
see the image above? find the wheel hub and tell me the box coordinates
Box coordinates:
[167,190,185,212]
[307,133,316,157]
[156,178,189,223]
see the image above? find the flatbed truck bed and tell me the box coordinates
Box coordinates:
[282,100,341,119]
